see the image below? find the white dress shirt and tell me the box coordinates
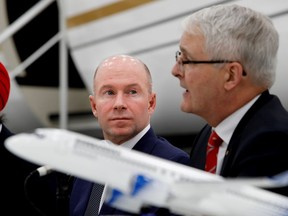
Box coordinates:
[214,95,259,174]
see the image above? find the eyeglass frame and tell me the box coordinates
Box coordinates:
[175,51,247,76]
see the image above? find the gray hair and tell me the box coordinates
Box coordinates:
[182,4,279,88]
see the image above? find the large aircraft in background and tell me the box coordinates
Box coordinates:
[0,0,288,147]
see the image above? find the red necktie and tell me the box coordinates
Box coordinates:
[205,131,222,174]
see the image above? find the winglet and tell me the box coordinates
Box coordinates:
[106,189,123,205]
[106,174,153,205]
[131,174,152,196]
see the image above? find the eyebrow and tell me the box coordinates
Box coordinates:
[179,47,193,58]
[99,83,141,90]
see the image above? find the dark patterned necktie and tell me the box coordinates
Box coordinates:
[84,183,105,216]
[205,131,222,174]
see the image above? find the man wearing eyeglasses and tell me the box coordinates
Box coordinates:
[172,4,288,197]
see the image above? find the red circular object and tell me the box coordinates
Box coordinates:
[0,62,10,111]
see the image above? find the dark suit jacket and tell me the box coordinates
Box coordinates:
[0,124,41,215]
[0,124,63,215]
[69,127,191,216]
[190,90,288,196]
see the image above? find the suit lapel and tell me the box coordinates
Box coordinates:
[220,90,273,175]
[132,128,157,153]
[190,125,211,170]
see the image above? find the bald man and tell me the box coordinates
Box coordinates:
[69,55,191,216]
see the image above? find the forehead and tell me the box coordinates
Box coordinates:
[180,32,206,57]
[180,32,203,48]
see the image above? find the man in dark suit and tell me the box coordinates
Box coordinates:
[0,62,41,215]
[171,4,288,196]
[69,55,191,216]
[0,62,62,215]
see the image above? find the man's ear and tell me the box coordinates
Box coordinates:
[89,95,97,117]
[148,93,156,113]
[224,62,244,90]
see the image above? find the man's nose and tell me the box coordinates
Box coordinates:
[171,62,182,78]
[113,94,126,110]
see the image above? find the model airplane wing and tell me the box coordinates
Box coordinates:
[5,128,288,216]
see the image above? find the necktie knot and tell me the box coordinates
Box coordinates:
[208,131,222,148]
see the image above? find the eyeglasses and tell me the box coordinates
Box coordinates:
[175,51,247,76]
[175,51,234,65]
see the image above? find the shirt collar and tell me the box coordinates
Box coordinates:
[214,95,260,145]
[105,124,150,150]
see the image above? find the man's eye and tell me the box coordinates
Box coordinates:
[129,90,137,94]
[105,90,114,95]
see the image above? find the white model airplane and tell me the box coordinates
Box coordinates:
[5,128,288,216]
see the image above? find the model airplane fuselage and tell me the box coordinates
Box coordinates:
[5,128,288,216]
